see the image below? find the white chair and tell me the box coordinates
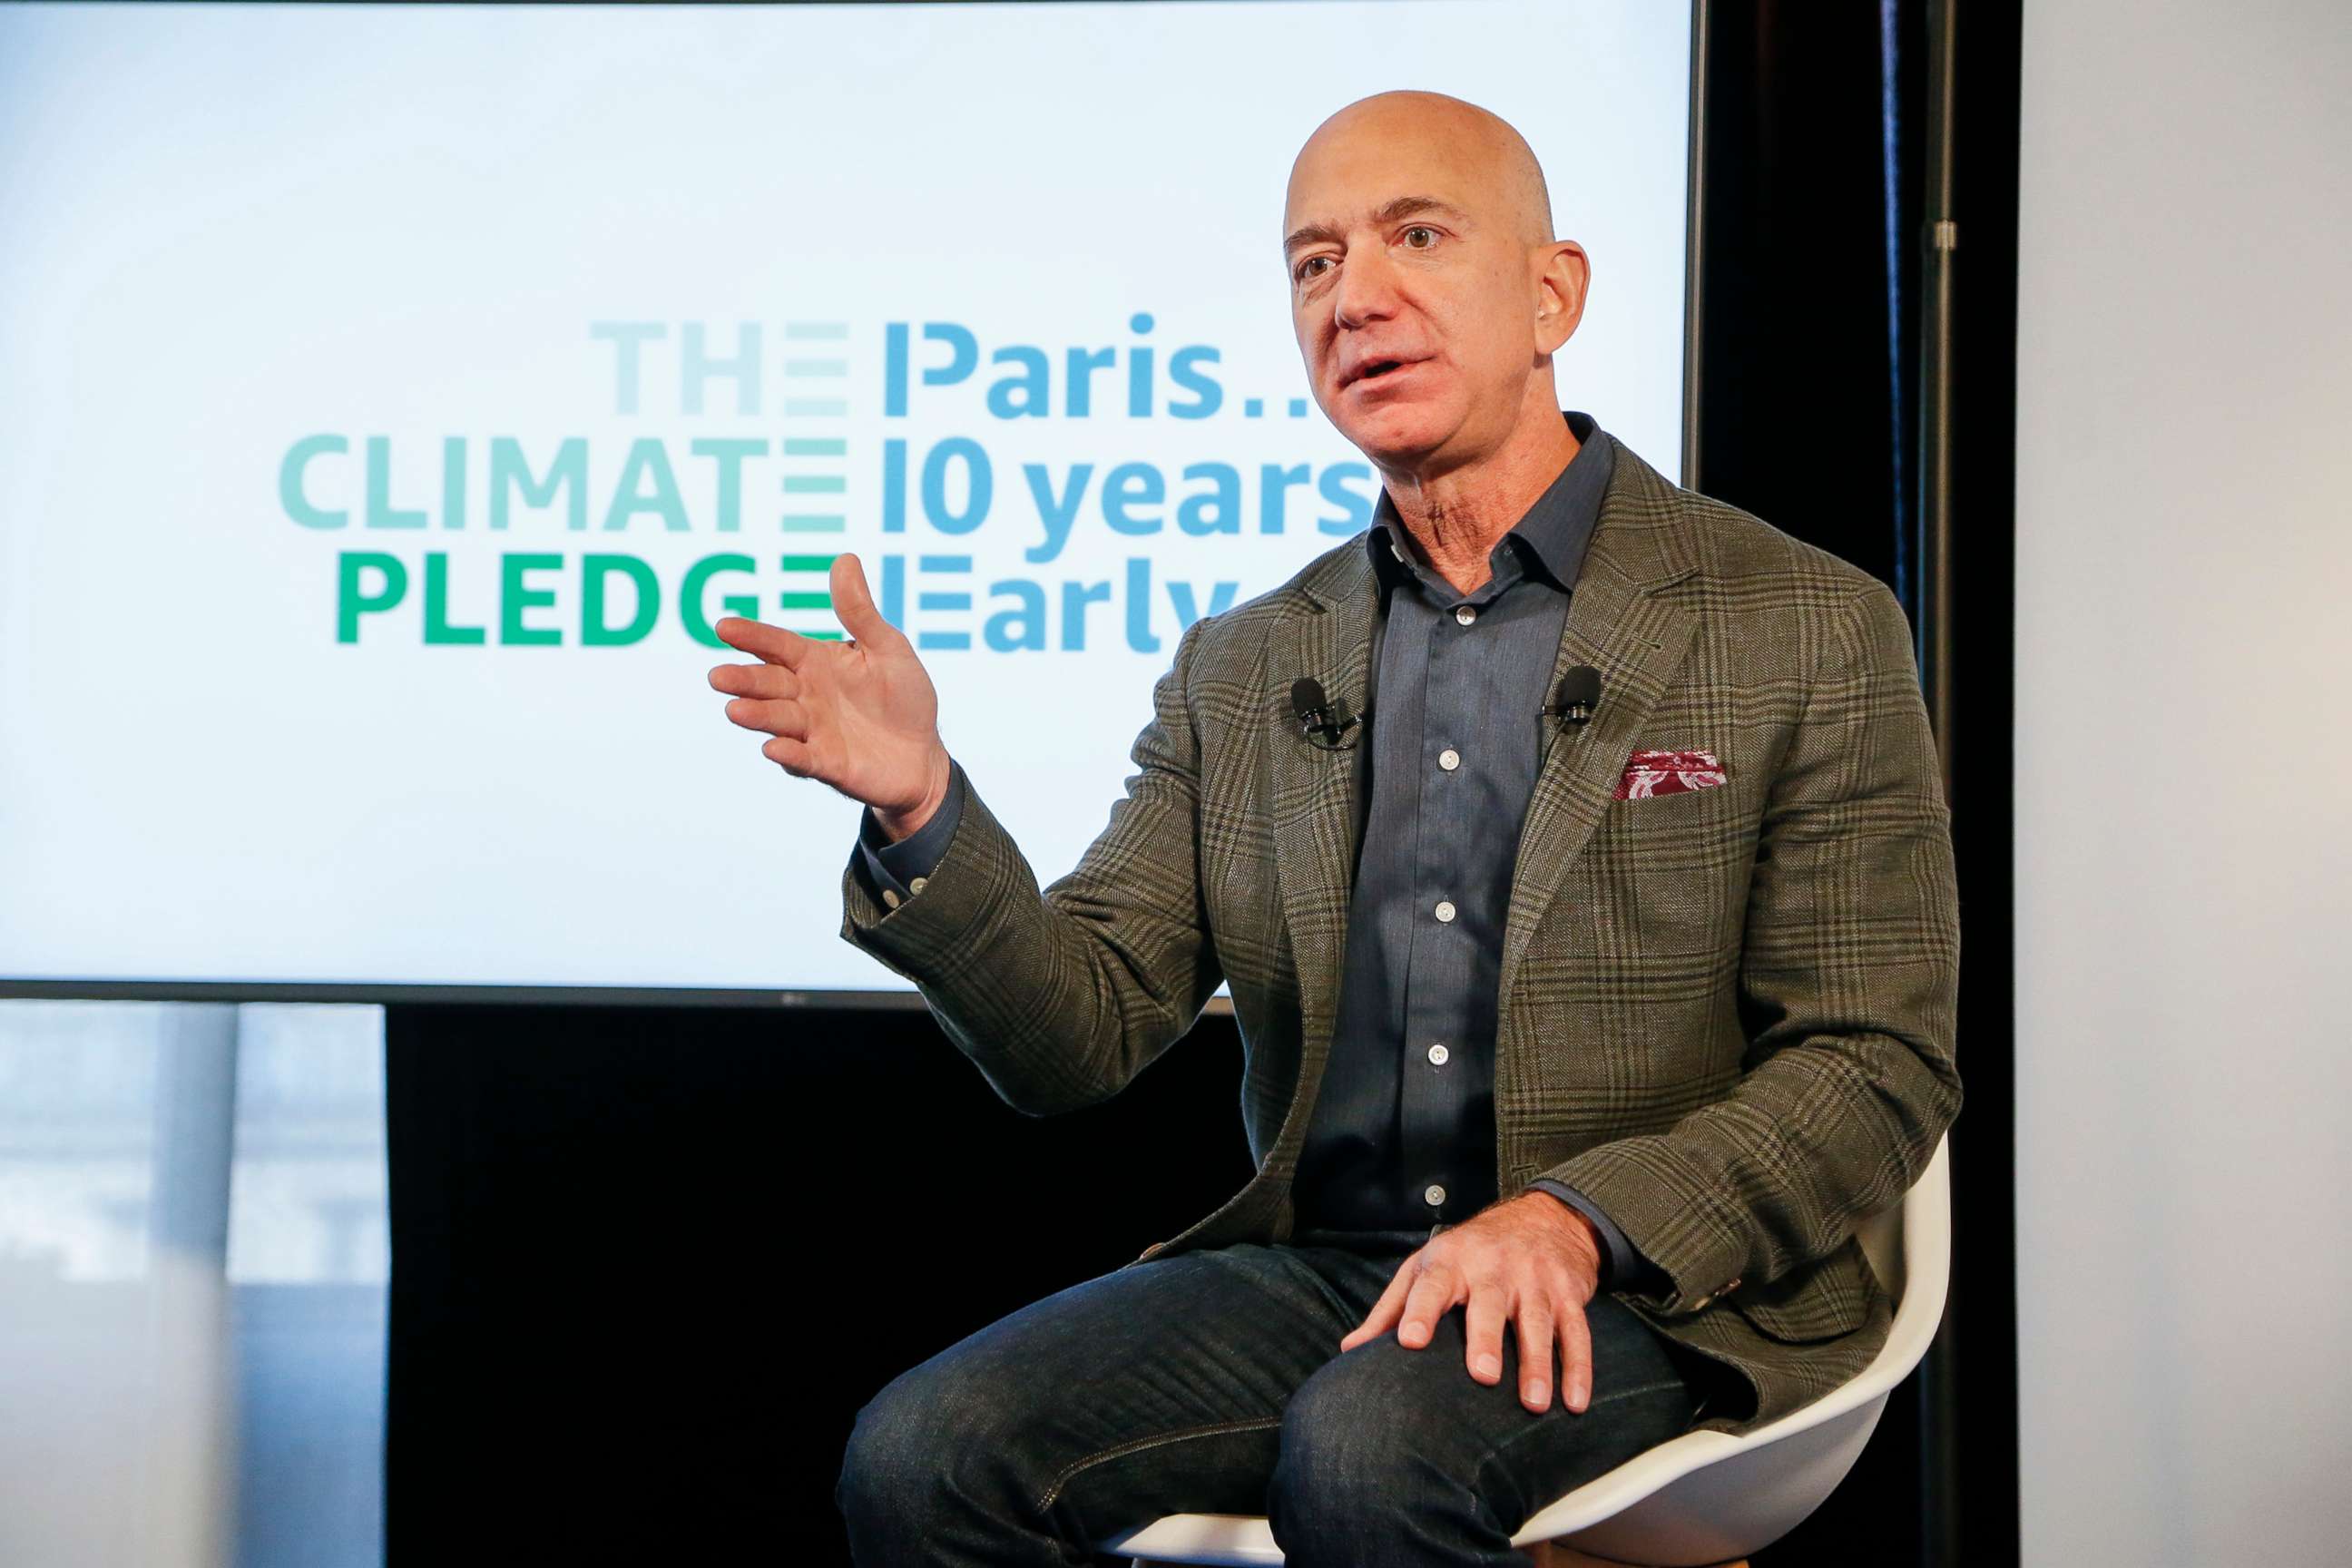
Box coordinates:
[1102,1134,1952,1568]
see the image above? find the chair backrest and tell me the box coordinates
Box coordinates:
[1855,1133,1951,1384]
[1855,1176,1907,1300]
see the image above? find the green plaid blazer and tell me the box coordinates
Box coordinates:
[839,436,1962,1436]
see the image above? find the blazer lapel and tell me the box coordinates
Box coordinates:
[1259,543,1378,1176]
[1498,445,1702,1006]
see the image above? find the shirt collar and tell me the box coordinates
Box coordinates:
[1364,409,1614,601]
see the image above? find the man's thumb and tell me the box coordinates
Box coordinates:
[829,554,901,646]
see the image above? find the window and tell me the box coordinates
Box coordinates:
[0,1001,388,1568]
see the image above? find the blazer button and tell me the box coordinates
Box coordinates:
[1689,1277,1741,1313]
[881,888,902,909]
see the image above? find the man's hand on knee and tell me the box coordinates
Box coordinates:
[1336,1193,1604,1416]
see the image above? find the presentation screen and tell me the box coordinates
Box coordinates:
[0,1,1695,1002]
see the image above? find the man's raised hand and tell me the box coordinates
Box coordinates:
[708,553,953,839]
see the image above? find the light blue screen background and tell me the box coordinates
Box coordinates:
[0,1,1691,995]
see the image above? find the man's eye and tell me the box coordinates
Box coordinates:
[1403,225,1438,249]
[1296,256,1331,281]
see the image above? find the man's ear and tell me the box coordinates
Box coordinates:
[1534,240,1591,355]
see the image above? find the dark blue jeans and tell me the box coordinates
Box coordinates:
[836,1230,1723,1566]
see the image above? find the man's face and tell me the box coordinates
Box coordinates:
[1283,111,1549,473]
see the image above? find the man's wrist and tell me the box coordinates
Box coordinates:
[1518,1188,1602,1267]
[1521,1184,1618,1288]
[872,749,953,842]
[1558,1204,1604,1271]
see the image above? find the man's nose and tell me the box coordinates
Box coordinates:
[1330,242,1404,331]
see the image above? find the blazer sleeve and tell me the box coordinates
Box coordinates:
[838,614,1224,1117]
[857,760,968,898]
[1534,578,1963,1314]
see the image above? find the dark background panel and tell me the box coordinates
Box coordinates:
[387,1002,1257,1562]
[1682,2,2020,1564]
[386,3,2023,1563]
[1693,0,1912,590]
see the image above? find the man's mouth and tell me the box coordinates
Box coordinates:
[1346,358,1421,388]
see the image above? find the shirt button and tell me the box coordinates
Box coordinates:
[1455,604,1477,625]
[1434,899,1455,923]
[908,876,928,895]
[1426,1043,1449,1065]
[881,888,902,909]
[1424,1182,1447,1207]
[1437,747,1460,771]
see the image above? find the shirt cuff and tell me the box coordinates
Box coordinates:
[856,759,967,900]
[1525,1177,1656,1294]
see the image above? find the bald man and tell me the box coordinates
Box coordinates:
[717,89,1960,1567]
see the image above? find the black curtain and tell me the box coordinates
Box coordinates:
[386,5,2024,1563]
[386,999,1259,1562]
[1687,3,2020,1565]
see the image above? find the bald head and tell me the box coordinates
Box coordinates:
[1281,90,1589,485]
[1288,91,1555,249]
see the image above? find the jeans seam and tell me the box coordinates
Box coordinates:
[1034,1415,1285,1514]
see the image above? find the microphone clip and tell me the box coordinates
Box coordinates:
[1301,710,1363,751]
[1541,696,1597,727]
[1541,665,1604,730]
[1290,678,1367,752]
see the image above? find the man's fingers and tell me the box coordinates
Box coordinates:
[713,614,815,671]
[1558,1300,1594,1413]
[829,554,902,647]
[1515,1304,1557,1411]
[724,697,808,739]
[1462,1282,1507,1385]
[708,662,799,701]
[760,734,817,776]
[1396,1264,1459,1350]
[1339,1261,1416,1352]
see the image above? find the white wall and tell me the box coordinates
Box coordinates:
[2014,3,2352,1562]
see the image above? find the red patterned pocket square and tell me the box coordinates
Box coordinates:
[1613,748,1729,800]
